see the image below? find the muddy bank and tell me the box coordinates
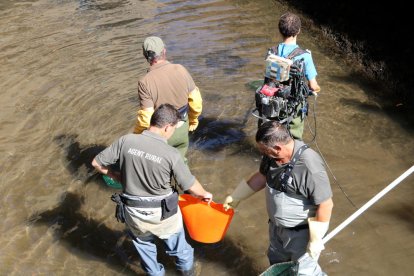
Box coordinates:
[278,0,414,119]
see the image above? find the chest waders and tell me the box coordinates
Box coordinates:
[263,144,313,276]
[265,144,317,228]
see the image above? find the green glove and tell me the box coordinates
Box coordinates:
[103,175,122,189]
[307,217,329,259]
[223,180,256,210]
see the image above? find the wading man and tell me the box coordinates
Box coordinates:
[133,36,202,163]
[223,121,333,275]
[256,12,321,140]
[93,104,212,276]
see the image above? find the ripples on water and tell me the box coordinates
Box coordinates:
[0,0,413,275]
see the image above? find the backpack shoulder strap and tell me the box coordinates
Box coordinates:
[290,144,309,166]
[287,47,308,59]
[266,46,278,57]
[279,144,309,192]
[268,45,308,59]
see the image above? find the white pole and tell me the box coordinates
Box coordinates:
[323,165,414,244]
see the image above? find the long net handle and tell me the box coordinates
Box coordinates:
[323,165,414,244]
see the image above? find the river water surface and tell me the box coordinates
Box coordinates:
[1,0,413,275]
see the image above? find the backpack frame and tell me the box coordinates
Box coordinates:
[253,46,311,126]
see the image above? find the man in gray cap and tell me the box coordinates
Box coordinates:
[133,36,203,163]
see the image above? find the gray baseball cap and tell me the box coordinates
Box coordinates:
[142,36,165,55]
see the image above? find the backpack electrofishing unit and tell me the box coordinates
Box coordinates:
[252,46,312,127]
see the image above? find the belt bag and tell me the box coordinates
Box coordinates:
[111,193,126,223]
[120,191,179,221]
[178,104,189,121]
[160,191,179,221]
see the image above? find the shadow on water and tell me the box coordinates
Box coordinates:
[190,117,247,152]
[339,98,383,113]
[96,18,143,30]
[190,115,263,161]
[28,192,141,275]
[43,134,262,274]
[190,238,263,275]
[382,203,414,233]
[204,49,249,75]
[77,0,129,11]
[329,72,414,132]
[54,134,106,183]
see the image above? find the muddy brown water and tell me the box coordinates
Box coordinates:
[0,0,413,275]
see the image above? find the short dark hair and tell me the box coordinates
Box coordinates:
[150,104,181,128]
[278,12,301,38]
[256,121,292,147]
[142,49,163,64]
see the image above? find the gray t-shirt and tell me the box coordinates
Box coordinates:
[260,140,332,205]
[95,131,195,196]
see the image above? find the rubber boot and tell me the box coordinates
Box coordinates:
[180,261,200,276]
[180,266,194,276]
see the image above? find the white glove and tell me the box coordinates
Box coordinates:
[307,217,329,259]
[223,179,256,211]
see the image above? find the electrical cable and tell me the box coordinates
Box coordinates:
[306,94,358,208]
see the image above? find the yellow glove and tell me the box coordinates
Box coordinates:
[223,179,256,211]
[188,118,199,132]
[307,217,329,259]
[188,86,202,132]
[133,108,154,134]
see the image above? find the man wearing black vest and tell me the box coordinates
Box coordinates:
[223,121,333,275]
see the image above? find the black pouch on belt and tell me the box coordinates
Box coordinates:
[178,104,189,121]
[160,191,179,221]
[111,193,126,223]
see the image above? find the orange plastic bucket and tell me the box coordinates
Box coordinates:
[178,194,234,243]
